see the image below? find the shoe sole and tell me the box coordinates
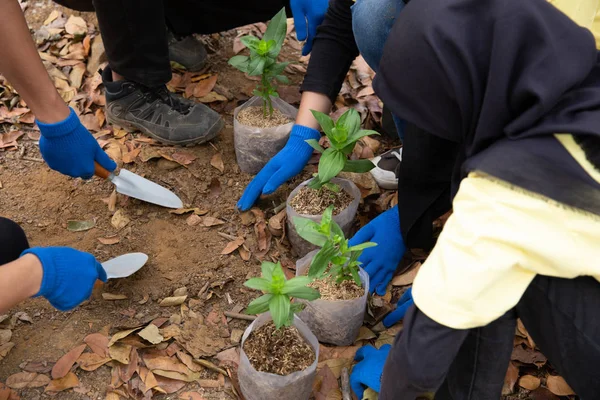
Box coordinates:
[106,113,224,147]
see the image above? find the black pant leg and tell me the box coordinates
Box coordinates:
[517,275,600,398]
[438,312,516,400]
[0,217,30,265]
[380,306,469,399]
[91,0,171,87]
[164,0,291,37]
[52,0,95,11]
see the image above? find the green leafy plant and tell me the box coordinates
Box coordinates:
[244,260,320,329]
[228,8,289,118]
[293,205,377,285]
[306,108,380,191]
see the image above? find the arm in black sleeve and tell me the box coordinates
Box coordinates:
[299,0,359,102]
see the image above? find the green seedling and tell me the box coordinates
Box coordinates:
[294,205,377,285]
[244,260,320,329]
[306,108,379,191]
[228,8,289,118]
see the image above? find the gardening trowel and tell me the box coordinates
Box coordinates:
[94,162,183,209]
[101,252,149,280]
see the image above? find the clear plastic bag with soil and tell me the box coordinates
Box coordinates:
[295,250,370,346]
[234,96,297,174]
[238,312,319,400]
[286,177,361,257]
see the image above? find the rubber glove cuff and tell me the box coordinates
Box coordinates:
[289,124,321,148]
[37,107,82,138]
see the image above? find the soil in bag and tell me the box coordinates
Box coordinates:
[289,186,354,216]
[243,321,315,376]
[237,106,293,128]
[308,274,364,301]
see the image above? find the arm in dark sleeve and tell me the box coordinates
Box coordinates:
[379,305,468,400]
[299,0,359,101]
[398,123,459,249]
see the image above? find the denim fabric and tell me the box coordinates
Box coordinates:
[352,0,405,139]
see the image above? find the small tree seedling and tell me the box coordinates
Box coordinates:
[244,261,320,329]
[306,108,380,191]
[293,205,377,285]
[228,7,290,118]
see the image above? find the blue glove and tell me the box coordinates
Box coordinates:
[37,107,116,179]
[383,287,413,327]
[349,206,406,295]
[21,247,107,311]
[350,344,391,399]
[291,0,329,55]
[237,125,320,211]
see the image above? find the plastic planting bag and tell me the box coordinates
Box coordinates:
[234,96,298,174]
[238,312,319,400]
[295,250,369,346]
[286,178,361,257]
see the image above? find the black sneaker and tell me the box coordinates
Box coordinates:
[102,67,223,146]
[167,30,208,72]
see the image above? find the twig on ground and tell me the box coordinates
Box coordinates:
[341,367,352,400]
[224,311,255,321]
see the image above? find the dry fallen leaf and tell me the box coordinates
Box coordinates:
[176,351,203,372]
[102,293,128,301]
[138,324,164,344]
[170,208,209,216]
[122,147,141,164]
[0,342,15,361]
[192,75,218,98]
[172,151,197,166]
[139,146,162,162]
[186,214,202,226]
[519,375,541,391]
[84,333,109,357]
[209,177,222,197]
[97,236,120,245]
[6,372,46,389]
[111,209,130,229]
[77,353,111,371]
[391,262,421,286]
[108,343,132,364]
[45,372,79,392]
[502,362,519,395]
[511,346,547,367]
[268,209,286,237]
[52,344,86,379]
[108,327,141,347]
[355,326,377,342]
[66,219,95,232]
[203,217,225,227]
[197,92,227,103]
[160,296,188,307]
[312,365,338,400]
[546,375,575,396]
[239,245,251,261]
[210,153,225,173]
[221,238,245,255]
[0,330,12,345]
[69,63,86,89]
[64,15,86,36]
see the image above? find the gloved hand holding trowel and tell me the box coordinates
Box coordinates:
[0,0,169,314]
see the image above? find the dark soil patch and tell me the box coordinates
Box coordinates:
[289,186,353,216]
[243,321,314,376]
[236,106,292,128]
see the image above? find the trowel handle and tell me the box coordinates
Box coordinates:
[94,162,111,180]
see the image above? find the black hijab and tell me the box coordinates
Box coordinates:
[375,0,600,168]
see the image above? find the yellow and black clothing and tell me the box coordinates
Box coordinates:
[374,0,600,397]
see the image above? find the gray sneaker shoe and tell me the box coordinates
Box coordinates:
[102,67,223,146]
[167,31,208,72]
[370,148,402,190]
